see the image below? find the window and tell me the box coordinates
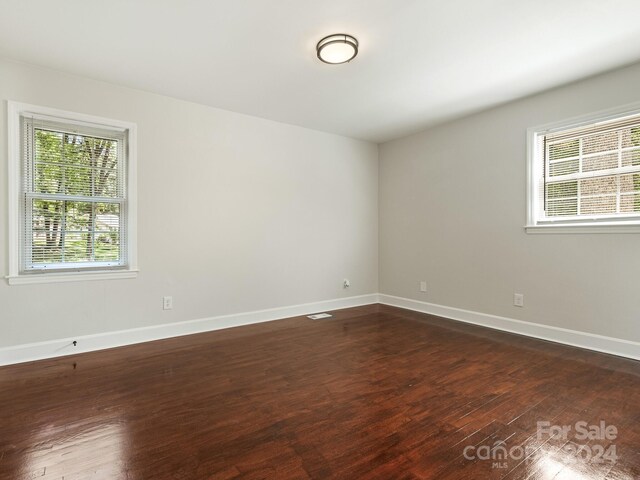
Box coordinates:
[7,102,137,284]
[527,105,640,233]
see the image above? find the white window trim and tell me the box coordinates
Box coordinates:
[526,101,640,234]
[6,101,138,285]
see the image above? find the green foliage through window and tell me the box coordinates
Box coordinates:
[29,126,122,266]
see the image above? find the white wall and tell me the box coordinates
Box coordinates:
[0,59,379,348]
[4,55,639,354]
[380,62,640,344]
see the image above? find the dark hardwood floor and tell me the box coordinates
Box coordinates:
[0,304,638,479]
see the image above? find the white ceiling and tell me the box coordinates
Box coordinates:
[1,0,640,143]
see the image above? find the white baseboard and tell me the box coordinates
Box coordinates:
[0,294,379,366]
[378,294,640,361]
[2,293,637,366]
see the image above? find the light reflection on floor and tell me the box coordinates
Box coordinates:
[22,420,128,479]
[539,455,587,479]
[536,449,635,480]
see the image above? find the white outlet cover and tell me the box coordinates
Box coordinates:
[420,281,427,292]
[163,296,173,310]
[307,313,333,320]
[514,293,524,307]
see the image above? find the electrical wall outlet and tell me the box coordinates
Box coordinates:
[513,293,524,307]
[419,281,427,293]
[163,296,173,310]
[343,279,350,289]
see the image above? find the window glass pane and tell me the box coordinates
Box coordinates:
[548,139,579,160]
[64,165,92,196]
[580,195,616,215]
[549,159,578,177]
[31,235,63,264]
[621,149,640,167]
[65,202,92,230]
[582,131,618,155]
[547,181,577,199]
[35,130,62,163]
[620,193,640,213]
[547,198,577,216]
[95,167,119,197]
[95,233,120,261]
[63,232,93,263]
[582,153,618,173]
[619,173,640,193]
[32,199,63,233]
[63,134,92,167]
[31,199,64,264]
[620,126,640,148]
[95,203,120,231]
[85,137,118,164]
[34,162,63,194]
[579,176,617,197]
[95,203,120,261]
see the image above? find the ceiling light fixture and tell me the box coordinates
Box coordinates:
[316,34,358,64]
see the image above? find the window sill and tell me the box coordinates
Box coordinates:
[6,269,139,285]
[525,223,640,234]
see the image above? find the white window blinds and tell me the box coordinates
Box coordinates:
[534,114,640,224]
[21,115,128,272]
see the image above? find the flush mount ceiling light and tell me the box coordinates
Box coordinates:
[316,34,358,64]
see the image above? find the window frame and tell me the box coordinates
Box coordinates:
[526,102,640,234]
[7,101,138,284]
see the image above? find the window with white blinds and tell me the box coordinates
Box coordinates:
[8,102,137,284]
[528,107,640,232]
